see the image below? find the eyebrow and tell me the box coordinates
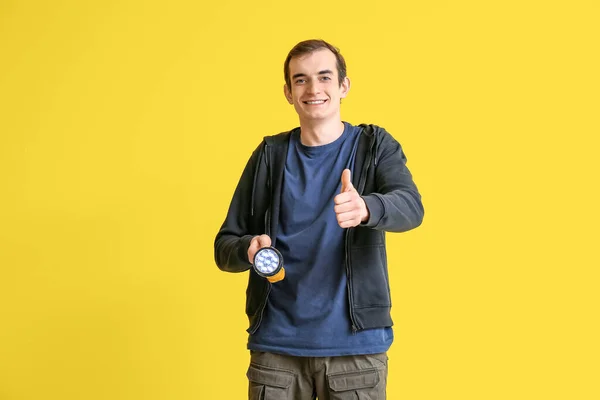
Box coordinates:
[292,70,334,80]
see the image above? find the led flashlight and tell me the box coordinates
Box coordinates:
[253,247,285,283]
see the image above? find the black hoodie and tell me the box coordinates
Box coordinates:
[214,124,424,333]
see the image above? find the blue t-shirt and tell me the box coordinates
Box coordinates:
[247,122,393,356]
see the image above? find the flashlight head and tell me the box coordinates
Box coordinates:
[253,247,285,283]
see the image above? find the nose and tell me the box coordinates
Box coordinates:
[307,80,321,95]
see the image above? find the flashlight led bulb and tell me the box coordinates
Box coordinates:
[253,247,285,283]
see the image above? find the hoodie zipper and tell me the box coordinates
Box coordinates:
[250,143,272,334]
[345,229,359,333]
[346,132,377,333]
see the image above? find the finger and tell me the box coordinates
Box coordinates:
[337,210,359,223]
[257,234,272,249]
[338,219,360,228]
[333,192,353,205]
[341,169,353,192]
[337,212,360,228]
[248,235,271,263]
[334,202,355,214]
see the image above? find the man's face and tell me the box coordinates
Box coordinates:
[284,49,350,123]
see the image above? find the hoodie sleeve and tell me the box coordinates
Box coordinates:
[214,142,264,272]
[361,130,424,232]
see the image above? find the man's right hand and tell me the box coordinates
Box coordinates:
[247,234,272,264]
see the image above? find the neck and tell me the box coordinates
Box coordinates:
[299,117,345,147]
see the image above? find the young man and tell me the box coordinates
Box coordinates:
[214,39,424,400]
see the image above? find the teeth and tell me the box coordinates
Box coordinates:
[306,100,325,104]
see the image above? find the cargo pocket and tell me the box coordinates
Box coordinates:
[327,368,383,400]
[247,363,294,400]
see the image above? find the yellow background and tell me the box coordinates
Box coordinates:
[1,0,598,399]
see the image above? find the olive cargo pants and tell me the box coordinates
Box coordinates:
[247,350,388,399]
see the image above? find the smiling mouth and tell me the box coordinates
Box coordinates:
[303,99,327,105]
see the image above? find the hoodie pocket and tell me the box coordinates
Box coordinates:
[350,245,391,308]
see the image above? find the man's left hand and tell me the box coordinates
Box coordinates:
[334,169,369,228]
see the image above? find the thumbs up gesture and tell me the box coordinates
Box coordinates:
[334,169,370,228]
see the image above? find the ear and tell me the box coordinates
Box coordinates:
[283,84,293,104]
[340,76,351,99]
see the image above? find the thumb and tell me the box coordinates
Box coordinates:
[256,234,272,249]
[341,169,353,192]
[248,235,272,264]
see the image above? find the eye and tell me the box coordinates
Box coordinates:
[295,79,306,84]
[321,76,331,81]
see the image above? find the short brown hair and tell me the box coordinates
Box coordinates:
[284,39,347,90]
